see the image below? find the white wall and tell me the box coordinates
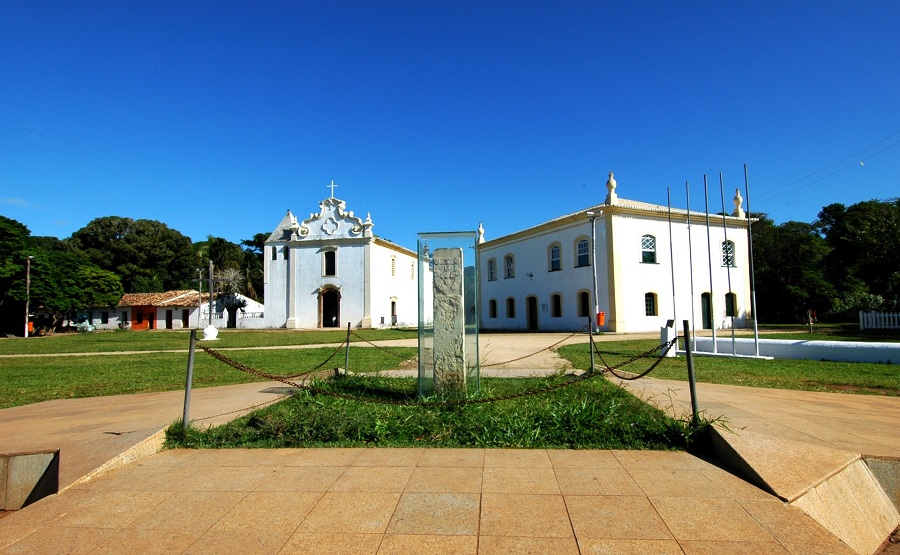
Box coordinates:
[479,218,598,332]
[369,244,419,327]
[478,205,752,333]
[694,337,900,364]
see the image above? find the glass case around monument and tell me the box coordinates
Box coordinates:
[417,231,480,398]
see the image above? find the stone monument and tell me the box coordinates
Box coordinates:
[431,247,466,396]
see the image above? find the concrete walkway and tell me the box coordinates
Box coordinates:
[1,333,897,554]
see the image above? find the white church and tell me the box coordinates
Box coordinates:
[263,174,753,334]
[478,172,753,333]
[263,190,422,329]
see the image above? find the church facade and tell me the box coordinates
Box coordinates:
[263,195,420,329]
[477,173,754,333]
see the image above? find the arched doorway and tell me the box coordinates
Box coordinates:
[320,288,341,328]
[701,292,712,330]
[526,296,539,331]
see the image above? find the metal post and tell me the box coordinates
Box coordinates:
[719,173,736,355]
[586,211,601,333]
[344,322,351,373]
[667,189,677,322]
[685,183,697,346]
[703,175,717,353]
[683,320,700,424]
[744,164,760,357]
[588,316,595,371]
[208,260,214,326]
[24,256,33,338]
[182,329,197,429]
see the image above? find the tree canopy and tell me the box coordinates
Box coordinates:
[0,218,124,334]
[70,217,196,293]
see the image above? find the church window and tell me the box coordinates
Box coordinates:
[641,235,657,264]
[551,294,562,317]
[549,244,561,271]
[506,297,516,318]
[271,246,277,261]
[645,292,658,316]
[487,258,497,281]
[725,292,737,317]
[576,239,590,267]
[722,240,736,267]
[283,247,289,260]
[578,291,591,318]
[504,255,515,279]
[489,299,497,319]
[324,250,336,277]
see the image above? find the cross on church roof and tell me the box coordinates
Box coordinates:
[328,180,338,198]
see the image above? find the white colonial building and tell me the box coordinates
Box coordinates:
[478,173,753,333]
[264,194,421,329]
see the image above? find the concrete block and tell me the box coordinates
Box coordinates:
[865,457,900,513]
[793,459,900,555]
[3,450,59,510]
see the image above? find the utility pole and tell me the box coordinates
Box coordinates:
[208,260,214,326]
[24,256,34,338]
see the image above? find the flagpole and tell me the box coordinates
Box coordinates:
[704,175,717,353]
[667,188,677,321]
[686,182,697,347]
[720,173,736,355]
[744,163,760,356]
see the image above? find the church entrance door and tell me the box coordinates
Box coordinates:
[322,290,340,328]
[526,296,539,331]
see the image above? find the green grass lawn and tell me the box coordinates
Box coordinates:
[166,373,706,451]
[0,327,417,355]
[558,339,900,396]
[0,345,417,409]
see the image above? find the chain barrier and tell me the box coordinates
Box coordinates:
[592,334,679,380]
[197,332,677,409]
[348,331,416,361]
[481,325,590,368]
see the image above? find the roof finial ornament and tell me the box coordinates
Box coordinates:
[477,222,485,244]
[605,171,618,205]
[328,180,338,198]
[732,188,745,218]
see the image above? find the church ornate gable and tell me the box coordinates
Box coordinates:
[297,197,374,241]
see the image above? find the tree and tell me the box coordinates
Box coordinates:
[196,236,243,270]
[22,237,124,331]
[71,217,196,293]
[216,267,246,328]
[0,216,32,334]
[816,199,900,308]
[240,233,268,301]
[751,215,835,323]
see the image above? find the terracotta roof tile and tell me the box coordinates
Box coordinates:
[119,290,212,308]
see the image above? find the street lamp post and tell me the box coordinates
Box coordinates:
[24,256,34,338]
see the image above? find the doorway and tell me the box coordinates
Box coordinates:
[701,292,712,330]
[165,310,173,330]
[322,289,340,328]
[526,296,539,331]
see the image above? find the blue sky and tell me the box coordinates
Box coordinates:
[2,1,898,250]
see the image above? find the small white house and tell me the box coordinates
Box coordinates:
[478,173,753,333]
[76,290,265,331]
[264,194,422,329]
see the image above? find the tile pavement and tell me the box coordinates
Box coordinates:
[0,448,859,554]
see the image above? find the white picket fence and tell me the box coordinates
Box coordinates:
[859,311,900,330]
